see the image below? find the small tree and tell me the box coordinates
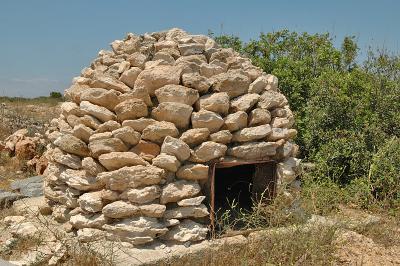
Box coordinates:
[341,36,358,71]
[49,91,62,98]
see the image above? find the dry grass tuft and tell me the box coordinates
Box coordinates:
[0,207,17,220]
[61,243,114,266]
[356,215,400,248]
[186,226,336,266]
[213,188,305,238]
[0,153,36,190]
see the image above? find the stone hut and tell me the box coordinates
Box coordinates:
[43,28,300,245]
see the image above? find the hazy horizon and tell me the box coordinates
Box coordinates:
[1,0,399,98]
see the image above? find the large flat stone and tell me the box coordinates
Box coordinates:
[97,165,165,191]
[10,175,43,197]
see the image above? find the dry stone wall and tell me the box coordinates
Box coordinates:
[43,28,300,245]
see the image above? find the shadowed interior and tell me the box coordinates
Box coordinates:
[212,162,277,231]
[214,164,255,215]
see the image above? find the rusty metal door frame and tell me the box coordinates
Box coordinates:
[208,160,277,232]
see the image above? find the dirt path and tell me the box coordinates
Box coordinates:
[334,229,400,265]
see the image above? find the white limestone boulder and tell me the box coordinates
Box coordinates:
[70,213,108,229]
[223,111,248,132]
[151,102,193,129]
[114,99,148,121]
[268,128,297,141]
[97,165,165,191]
[61,169,103,191]
[155,84,199,105]
[118,86,153,106]
[211,71,250,98]
[72,124,93,143]
[122,118,157,133]
[195,92,229,115]
[152,153,181,172]
[161,219,208,242]
[134,65,182,96]
[142,121,179,143]
[182,72,211,93]
[127,52,148,69]
[160,136,191,162]
[61,102,83,117]
[88,138,128,158]
[179,128,210,147]
[230,93,260,112]
[232,124,272,142]
[177,196,206,206]
[163,204,209,219]
[50,148,82,169]
[78,191,104,213]
[77,228,107,242]
[130,140,161,162]
[89,132,112,142]
[227,141,278,159]
[112,126,141,146]
[189,141,227,163]
[176,164,209,180]
[98,152,148,171]
[257,90,288,110]
[90,75,131,93]
[119,67,142,88]
[248,108,271,126]
[191,110,224,133]
[209,130,232,144]
[160,180,201,204]
[54,134,90,157]
[126,185,161,204]
[95,120,121,133]
[80,101,117,122]
[178,43,205,56]
[82,157,106,176]
[80,88,120,111]
[248,75,269,94]
[102,201,139,219]
[102,217,167,244]
[139,204,166,218]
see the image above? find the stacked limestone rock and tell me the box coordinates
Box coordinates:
[43,28,300,245]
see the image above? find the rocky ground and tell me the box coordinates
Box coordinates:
[0,100,60,208]
[0,100,399,265]
[0,197,399,265]
[0,99,61,139]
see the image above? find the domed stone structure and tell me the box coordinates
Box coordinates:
[44,28,300,245]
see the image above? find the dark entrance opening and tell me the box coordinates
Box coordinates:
[208,161,277,232]
[214,164,255,214]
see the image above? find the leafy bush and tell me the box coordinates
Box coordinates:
[369,137,400,205]
[49,91,62,98]
[213,30,400,210]
[310,132,372,185]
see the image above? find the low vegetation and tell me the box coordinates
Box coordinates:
[207,29,400,264]
[212,29,400,212]
[204,226,337,266]
[0,94,62,139]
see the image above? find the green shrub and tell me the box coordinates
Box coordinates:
[345,177,375,208]
[211,29,400,211]
[310,132,372,185]
[301,177,345,215]
[369,137,400,206]
[49,91,62,98]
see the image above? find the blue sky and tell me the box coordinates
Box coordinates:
[0,0,399,97]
